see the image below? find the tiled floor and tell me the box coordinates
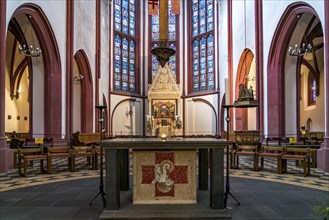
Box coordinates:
[0,157,328,219]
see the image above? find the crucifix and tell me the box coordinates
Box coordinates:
[151,0,176,67]
[148,0,158,10]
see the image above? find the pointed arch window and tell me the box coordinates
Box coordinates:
[189,0,214,93]
[113,0,139,93]
[308,73,316,106]
[149,0,179,82]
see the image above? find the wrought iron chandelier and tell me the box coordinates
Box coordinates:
[288,14,313,57]
[18,44,41,57]
[73,74,84,83]
[18,23,42,57]
[288,43,313,57]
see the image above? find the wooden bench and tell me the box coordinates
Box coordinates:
[281,144,320,168]
[301,131,324,145]
[13,138,52,169]
[257,146,284,174]
[264,136,289,146]
[17,147,47,177]
[47,146,73,173]
[78,132,100,145]
[71,132,101,169]
[71,146,96,171]
[281,147,311,177]
[233,130,261,171]
[6,132,29,143]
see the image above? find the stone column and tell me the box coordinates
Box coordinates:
[317,0,329,172]
[0,0,13,173]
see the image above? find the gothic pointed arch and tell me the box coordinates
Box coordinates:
[74,49,94,132]
[267,2,320,137]
[235,48,254,130]
[12,3,62,137]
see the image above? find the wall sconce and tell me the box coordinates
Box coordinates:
[73,74,84,83]
[10,89,21,100]
[125,107,133,117]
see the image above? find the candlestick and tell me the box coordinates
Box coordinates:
[99,78,103,105]
[225,78,230,105]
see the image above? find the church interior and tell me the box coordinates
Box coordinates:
[0,0,328,219]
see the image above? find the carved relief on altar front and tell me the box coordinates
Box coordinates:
[133,151,196,204]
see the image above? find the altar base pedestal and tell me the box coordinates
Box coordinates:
[100,190,231,219]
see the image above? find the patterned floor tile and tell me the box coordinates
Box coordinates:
[0,156,328,192]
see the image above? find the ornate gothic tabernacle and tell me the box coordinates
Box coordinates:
[147,63,181,136]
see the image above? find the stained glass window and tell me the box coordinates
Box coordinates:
[114,0,137,92]
[150,0,178,80]
[312,80,316,102]
[190,0,214,93]
[308,73,316,106]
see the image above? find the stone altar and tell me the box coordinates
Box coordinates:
[100,137,232,219]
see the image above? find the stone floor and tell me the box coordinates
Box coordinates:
[0,157,328,219]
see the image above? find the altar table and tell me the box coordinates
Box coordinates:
[100,137,232,219]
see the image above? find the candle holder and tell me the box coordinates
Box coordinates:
[89,105,107,208]
[222,104,240,208]
[151,44,175,68]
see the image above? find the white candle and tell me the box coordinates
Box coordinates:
[99,78,103,105]
[225,78,230,105]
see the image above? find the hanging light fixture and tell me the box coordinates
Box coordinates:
[18,21,42,58]
[288,43,313,57]
[150,0,176,67]
[234,0,258,109]
[73,74,84,83]
[288,15,313,57]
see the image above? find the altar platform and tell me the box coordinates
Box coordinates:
[100,137,232,219]
[100,189,231,219]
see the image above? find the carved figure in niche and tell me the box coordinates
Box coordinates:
[146,115,153,129]
[248,86,254,99]
[175,115,182,129]
[238,84,255,101]
[238,84,246,100]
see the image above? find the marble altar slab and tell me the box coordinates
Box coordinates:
[133,150,196,204]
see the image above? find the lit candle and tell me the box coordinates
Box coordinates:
[99,78,103,105]
[225,78,230,105]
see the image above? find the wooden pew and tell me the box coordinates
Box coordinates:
[71,132,100,170]
[233,130,261,171]
[16,138,52,177]
[257,146,284,174]
[281,147,311,177]
[300,131,324,145]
